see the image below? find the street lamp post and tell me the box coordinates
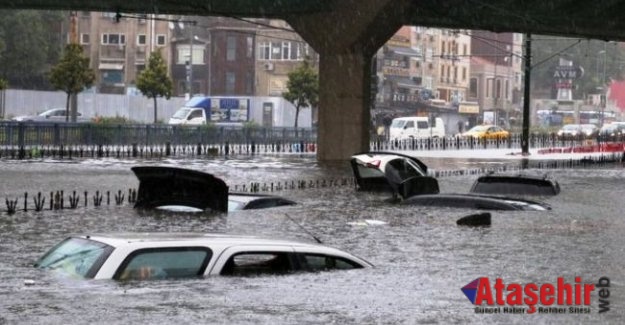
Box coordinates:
[597,47,607,127]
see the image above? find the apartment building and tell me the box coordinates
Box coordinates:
[469,31,524,126]
[77,12,172,94]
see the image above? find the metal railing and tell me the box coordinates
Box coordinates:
[0,121,317,147]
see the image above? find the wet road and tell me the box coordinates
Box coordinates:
[1,155,624,324]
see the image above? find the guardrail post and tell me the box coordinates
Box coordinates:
[53,123,60,146]
[18,122,25,159]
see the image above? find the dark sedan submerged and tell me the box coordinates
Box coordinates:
[131,166,295,212]
[350,152,555,211]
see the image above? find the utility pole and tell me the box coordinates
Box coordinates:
[69,11,78,122]
[521,33,532,157]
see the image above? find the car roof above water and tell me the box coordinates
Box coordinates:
[79,233,325,249]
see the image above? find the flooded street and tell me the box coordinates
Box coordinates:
[1,155,624,324]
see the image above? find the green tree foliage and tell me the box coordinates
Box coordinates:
[0,78,7,90]
[136,50,173,123]
[531,38,625,99]
[0,10,65,89]
[49,43,95,122]
[283,60,318,128]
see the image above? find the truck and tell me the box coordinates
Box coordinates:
[168,96,312,127]
[389,116,445,141]
[168,97,251,126]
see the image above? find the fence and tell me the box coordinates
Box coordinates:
[0,121,316,146]
[3,121,625,159]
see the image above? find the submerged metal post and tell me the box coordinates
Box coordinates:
[521,33,532,156]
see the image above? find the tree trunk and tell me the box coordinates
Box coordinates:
[153,97,158,124]
[65,92,71,122]
[294,104,300,128]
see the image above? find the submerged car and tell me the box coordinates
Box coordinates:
[34,233,372,280]
[131,166,296,212]
[469,173,561,196]
[402,193,551,211]
[461,125,509,139]
[350,151,436,198]
[350,152,553,211]
[12,108,90,123]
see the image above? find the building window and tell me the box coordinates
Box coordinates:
[246,71,253,94]
[270,42,281,60]
[505,80,510,100]
[469,78,478,98]
[101,33,126,45]
[462,67,466,81]
[176,45,204,65]
[137,34,146,46]
[225,72,236,94]
[156,34,166,46]
[281,42,291,60]
[463,44,468,56]
[259,42,270,60]
[80,33,90,45]
[496,79,502,99]
[247,36,253,58]
[486,78,493,98]
[227,36,236,61]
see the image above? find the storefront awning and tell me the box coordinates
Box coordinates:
[458,103,480,114]
[99,63,124,70]
[387,76,421,89]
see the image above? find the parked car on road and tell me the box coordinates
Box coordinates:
[556,124,598,140]
[598,123,625,141]
[34,233,373,280]
[12,108,90,123]
[461,125,509,139]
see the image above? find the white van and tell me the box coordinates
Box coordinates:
[389,116,445,141]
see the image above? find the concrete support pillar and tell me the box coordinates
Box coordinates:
[317,52,372,161]
[286,0,403,161]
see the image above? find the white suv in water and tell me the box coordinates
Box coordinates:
[35,233,372,280]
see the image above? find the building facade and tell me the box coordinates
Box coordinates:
[77,12,173,94]
[468,31,523,127]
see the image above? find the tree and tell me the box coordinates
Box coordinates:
[136,49,173,123]
[283,60,319,128]
[49,43,95,122]
[0,10,65,89]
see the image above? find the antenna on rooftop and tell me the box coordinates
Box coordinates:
[284,213,322,244]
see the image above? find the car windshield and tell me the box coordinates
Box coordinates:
[468,125,489,132]
[35,237,113,278]
[172,108,192,119]
[39,109,62,117]
[390,120,406,128]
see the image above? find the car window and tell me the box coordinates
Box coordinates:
[387,158,424,181]
[115,247,212,280]
[300,254,361,272]
[405,121,414,128]
[35,237,113,279]
[416,121,428,129]
[220,252,294,276]
[188,109,203,119]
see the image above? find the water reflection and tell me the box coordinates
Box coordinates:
[1,156,624,323]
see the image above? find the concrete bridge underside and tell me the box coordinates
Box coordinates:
[3,0,625,161]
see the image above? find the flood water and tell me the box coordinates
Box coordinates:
[1,154,624,324]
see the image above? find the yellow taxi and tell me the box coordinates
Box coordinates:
[461,125,510,139]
